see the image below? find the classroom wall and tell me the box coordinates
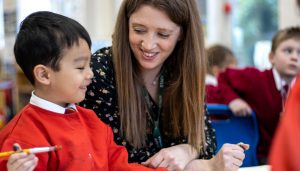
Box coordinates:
[279,0,300,29]
[206,0,300,48]
[206,0,232,47]
[1,0,300,65]
[84,0,121,41]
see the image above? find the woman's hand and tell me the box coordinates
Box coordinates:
[7,143,38,171]
[209,143,247,171]
[229,98,252,116]
[142,144,198,171]
[185,143,248,171]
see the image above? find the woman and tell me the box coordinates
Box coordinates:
[80,0,247,170]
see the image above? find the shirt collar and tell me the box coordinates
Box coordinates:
[29,91,77,114]
[205,74,218,86]
[272,68,287,91]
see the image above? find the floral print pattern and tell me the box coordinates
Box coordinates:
[80,47,217,162]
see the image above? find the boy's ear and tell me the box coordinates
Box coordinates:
[211,66,220,77]
[268,52,275,66]
[33,64,51,85]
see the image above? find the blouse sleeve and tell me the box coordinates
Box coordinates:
[162,104,217,160]
[201,104,217,159]
[80,47,217,162]
[79,47,120,137]
[80,47,159,163]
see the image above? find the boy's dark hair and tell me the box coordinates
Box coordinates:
[14,11,91,85]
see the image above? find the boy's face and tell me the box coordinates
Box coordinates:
[47,38,93,107]
[269,38,300,80]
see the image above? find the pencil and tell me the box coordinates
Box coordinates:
[0,145,62,157]
[237,142,250,151]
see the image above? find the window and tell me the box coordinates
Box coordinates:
[232,0,278,67]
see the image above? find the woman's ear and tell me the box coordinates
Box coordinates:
[33,64,51,85]
[177,27,183,41]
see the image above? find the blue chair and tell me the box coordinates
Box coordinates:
[207,104,259,167]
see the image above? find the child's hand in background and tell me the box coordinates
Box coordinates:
[229,98,252,116]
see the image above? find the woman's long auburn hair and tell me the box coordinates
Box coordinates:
[112,0,207,152]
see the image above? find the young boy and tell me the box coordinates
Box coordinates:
[0,11,166,171]
[218,27,300,164]
[205,44,237,103]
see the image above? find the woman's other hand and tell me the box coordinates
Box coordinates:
[185,143,248,171]
[142,144,198,171]
[208,143,247,171]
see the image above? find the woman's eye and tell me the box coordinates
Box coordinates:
[158,33,169,38]
[133,28,145,34]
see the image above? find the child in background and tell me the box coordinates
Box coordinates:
[205,44,237,103]
[218,27,300,164]
[0,11,166,171]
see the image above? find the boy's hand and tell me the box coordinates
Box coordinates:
[7,143,38,171]
[229,98,252,116]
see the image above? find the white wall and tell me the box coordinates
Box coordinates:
[206,0,232,47]
[16,0,122,41]
[52,0,121,41]
[279,0,300,29]
[85,0,120,41]
[10,0,300,56]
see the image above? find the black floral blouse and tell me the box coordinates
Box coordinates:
[80,47,217,163]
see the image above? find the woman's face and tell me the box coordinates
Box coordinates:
[129,5,181,72]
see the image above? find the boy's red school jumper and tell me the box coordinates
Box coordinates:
[0,104,166,171]
[218,67,283,161]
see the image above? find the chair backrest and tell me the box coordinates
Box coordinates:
[207,104,259,167]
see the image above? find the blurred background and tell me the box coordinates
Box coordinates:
[0,0,299,128]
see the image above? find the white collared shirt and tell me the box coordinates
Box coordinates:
[205,74,218,86]
[272,68,288,91]
[29,91,77,114]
